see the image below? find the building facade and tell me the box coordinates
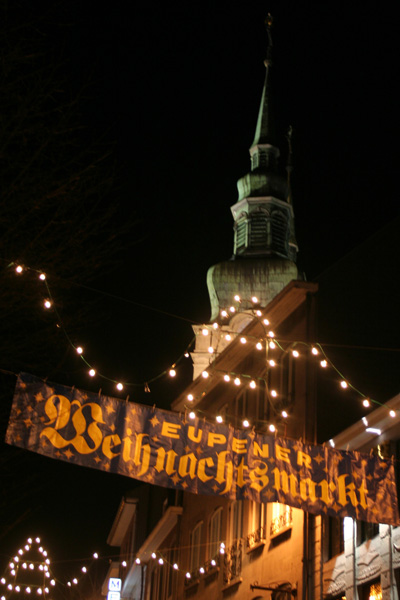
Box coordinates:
[103,18,400,600]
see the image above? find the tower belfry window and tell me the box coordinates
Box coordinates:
[271,210,288,255]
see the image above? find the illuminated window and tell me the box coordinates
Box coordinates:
[358,580,381,600]
[247,501,266,549]
[270,503,292,538]
[189,521,203,573]
[209,508,223,559]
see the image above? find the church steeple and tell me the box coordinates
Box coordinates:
[204,15,301,325]
[232,14,296,261]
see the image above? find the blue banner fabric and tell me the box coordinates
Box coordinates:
[5,373,399,525]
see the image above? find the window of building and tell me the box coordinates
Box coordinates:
[358,580,381,600]
[209,507,223,559]
[322,515,344,561]
[270,503,292,538]
[247,501,266,549]
[356,520,379,546]
[189,521,203,573]
[231,500,243,542]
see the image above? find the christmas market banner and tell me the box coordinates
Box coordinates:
[6,373,400,525]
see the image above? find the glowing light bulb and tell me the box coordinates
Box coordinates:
[15,265,23,274]
[35,538,40,543]
[251,296,259,304]
[223,374,230,382]
[9,563,14,569]
[122,561,127,567]
[225,334,231,341]
[263,318,269,326]
[320,360,327,368]
[268,331,275,338]
[212,322,219,330]
[256,342,263,350]
[271,389,278,398]
[202,328,209,336]
[76,346,83,354]
[0,578,5,584]
[269,341,276,349]
[243,419,250,428]
[25,545,30,551]
[189,411,196,420]
[340,380,348,389]
[39,273,46,281]
[43,299,52,309]
[256,310,262,317]
[362,398,370,407]
[282,410,288,418]
[186,573,191,579]
[93,553,98,559]
[249,380,256,389]
[72,579,78,585]
[216,415,223,423]
[50,580,55,586]
[173,563,179,570]
[221,310,228,318]
[187,394,194,401]
[89,369,96,377]
[135,558,141,565]
[390,410,396,418]
[234,295,240,302]
[116,382,123,391]
[169,369,176,377]
[81,567,87,573]
[240,337,246,344]
[311,347,318,355]
[11,570,16,576]
[201,371,209,379]
[268,359,276,367]
[292,350,299,358]
[184,352,190,357]
[37,589,43,595]
[7,585,12,591]
[27,587,31,593]
[329,439,335,448]
[15,586,20,592]
[29,564,34,570]
[158,558,164,565]
[211,559,216,567]
[229,306,235,313]
[234,377,241,386]
[208,346,214,354]
[269,424,276,433]
[199,567,205,574]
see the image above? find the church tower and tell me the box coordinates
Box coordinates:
[192,16,301,378]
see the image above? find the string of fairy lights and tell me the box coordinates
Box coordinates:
[0,536,232,597]
[4,262,398,432]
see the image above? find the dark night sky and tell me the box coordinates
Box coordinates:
[1,0,399,593]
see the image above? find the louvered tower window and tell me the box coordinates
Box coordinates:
[249,213,270,248]
[271,211,288,255]
[235,218,248,253]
